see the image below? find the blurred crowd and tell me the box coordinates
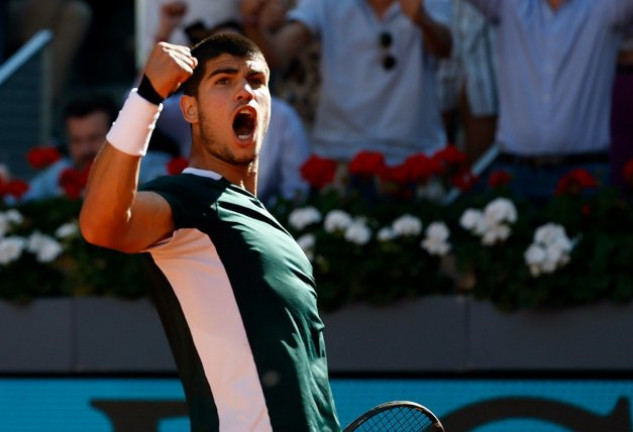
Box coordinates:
[1,0,632,207]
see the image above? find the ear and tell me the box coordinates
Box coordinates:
[180,95,198,123]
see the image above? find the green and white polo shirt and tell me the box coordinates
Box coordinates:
[140,168,340,432]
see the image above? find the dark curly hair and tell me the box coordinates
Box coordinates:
[181,33,267,97]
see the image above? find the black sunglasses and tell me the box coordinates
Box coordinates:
[378,32,397,70]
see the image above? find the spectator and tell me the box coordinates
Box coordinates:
[137,0,241,69]
[6,0,92,104]
[242,0,453,165]
[466,0,633,199]
[20,94,171,202]
[452,0,498,165]
[610,26,633,191]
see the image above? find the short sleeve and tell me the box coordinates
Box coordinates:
[140,176,205,230]
[460,0,502,21]
[287,0,324,37]
[424,0,453,26]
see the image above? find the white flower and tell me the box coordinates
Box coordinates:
[481,224,511,246]
[524,244,548,277]
[0,210,25,239]
[392,214,423,237]
[524,223,575,277]
[525,244,546,265]
[296,234,316,261]
[534,223,572,252]
[0,236,26,265]
[55,222,79,239]
[27,232,63,263]
[416,178,446,202]
[344,221,372,245]
[484,197,518,225]
[377,227,396,242]
[425,221,450,242]
[288,206,322,231]
[460,208,484,233]
[4,209,23,225]
[421,222,451,256]
[324,210,353,233]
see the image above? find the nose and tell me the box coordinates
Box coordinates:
[235,79,255,101]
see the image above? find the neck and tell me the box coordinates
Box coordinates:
[189,154,258,195]
[547,0,565,12]
[368,0,395,18]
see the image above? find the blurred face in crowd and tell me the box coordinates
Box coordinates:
[66,111,111,169]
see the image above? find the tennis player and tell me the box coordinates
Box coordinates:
[79,33,341,432]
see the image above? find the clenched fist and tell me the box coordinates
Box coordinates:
[144,42,198,98]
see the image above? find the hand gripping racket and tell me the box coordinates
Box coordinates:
[343,401,446,432]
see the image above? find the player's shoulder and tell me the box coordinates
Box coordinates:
[142,173,227,201]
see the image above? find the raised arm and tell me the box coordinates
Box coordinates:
[400,0,453,58]
[79,42,197,253]
[240,0,312,70]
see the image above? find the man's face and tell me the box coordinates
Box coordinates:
[184,53,271,167]
[66,111,110,169]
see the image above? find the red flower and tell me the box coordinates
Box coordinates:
[555,169,597,196]
[59,167,89,200]
[348,151,386,177]
[432,145,467,169]
[300,155,338,190]
[623,159,633,187]
[488,170,513,188]
[167,157,189,175]
[27,146,61,170]
[1,179,29,199]
[401,154,442,184]
[380,164,410,184]
[451,168,478,191]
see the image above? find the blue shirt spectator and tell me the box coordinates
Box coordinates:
[19,94,172,202]
[468,0,633,156]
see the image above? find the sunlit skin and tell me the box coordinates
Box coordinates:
[180,53,271,191]
[66,112,110,169]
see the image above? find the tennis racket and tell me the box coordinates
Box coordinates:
[343,400,446,432]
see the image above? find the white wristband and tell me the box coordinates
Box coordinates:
[106,90,163,156]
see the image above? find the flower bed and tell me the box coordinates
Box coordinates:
[2,146,633,312]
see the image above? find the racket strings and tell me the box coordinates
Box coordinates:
[355,406,437,431]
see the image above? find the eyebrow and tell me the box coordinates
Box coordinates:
[209,67,239,78]
[208,67,268,80]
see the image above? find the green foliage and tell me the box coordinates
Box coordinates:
[2,178,633,313]
[0,198,148,304]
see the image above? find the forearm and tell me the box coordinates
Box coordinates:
[413,9,453,58]
[79,91,162,251]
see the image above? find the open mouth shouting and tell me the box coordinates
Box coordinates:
[232,107,257,143]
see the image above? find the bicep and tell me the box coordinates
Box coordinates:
[80,189,175,254]
[124,191,175,252]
